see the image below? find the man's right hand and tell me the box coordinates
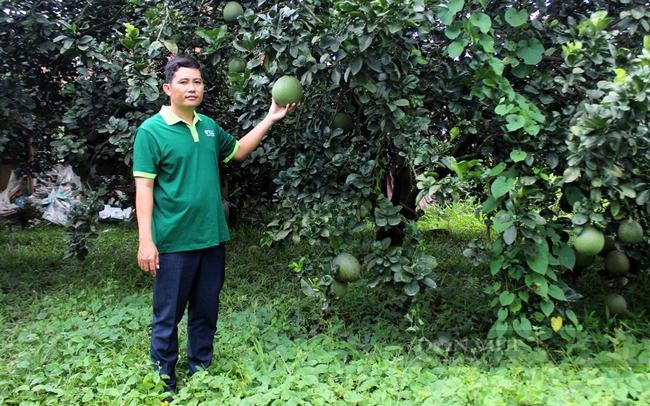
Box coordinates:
[138,240,159,276]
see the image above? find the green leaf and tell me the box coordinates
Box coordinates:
[565,309,579,326]
[470,13,492,33]
[359,34,373,52]
[618,183,636,198]
[350,56,363,76]
[119,38,135,50]
[563,167,581,183]
[494,104,515,116]
[506,114,526,131]
[107,315,122,326]
[479,33,495,52]
[404,280,420,296]
[450,127,460,141]
[82,392,95,403]
[490,257,504,275]
[437,6,454,25]
[161,40,178,55]
[548,284,567,301]
[491,176,516,198]
[387,24,402,34]
[421,276,437,289]
[447,38,468,58]
[517,38,545,65]
[483,195,501,213]
[540,298,554,317]
[512,63,535,78]
[526,273,548,297]
[489,57,504,76]
[527,246,548,275]
[300,278,318,297]
[499,290,515,306]
[554,243,575,270]
[493,211,514,232]
[488,321,508,338]
[344,391,366,403]
[505,8,528,27]
[513,317,532,339]
[444,23,462,39]
[448,0,465,14]
[510,150,526,162]
[489,162,507,177]
[503,225,517,245]
[331,69,341,85]
[273,229,291,241]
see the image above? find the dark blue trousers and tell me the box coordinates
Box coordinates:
[150,244,226,391]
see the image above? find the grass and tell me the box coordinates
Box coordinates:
[1,203,650,405]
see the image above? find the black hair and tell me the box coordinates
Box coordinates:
[164,55,202,84]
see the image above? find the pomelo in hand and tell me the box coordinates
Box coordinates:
[332,252,361,283]
[271,75,302,106]
[617,220,643,244]
[604,293,627,315]
[223,2,244,23]
[573,225,604,256]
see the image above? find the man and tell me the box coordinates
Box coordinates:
[132,55,297,393]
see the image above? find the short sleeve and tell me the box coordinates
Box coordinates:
[212,120,239,162]
[132,127,161,178]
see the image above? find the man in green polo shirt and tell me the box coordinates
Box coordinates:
[132,55,297,395]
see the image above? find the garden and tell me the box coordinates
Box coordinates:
[1,202,650,405]
[2,0,650,403]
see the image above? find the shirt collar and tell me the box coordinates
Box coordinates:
[159,105,202,126]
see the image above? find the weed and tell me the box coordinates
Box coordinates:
[1,208,650,404]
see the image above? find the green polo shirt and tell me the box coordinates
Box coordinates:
[133,106,239,253]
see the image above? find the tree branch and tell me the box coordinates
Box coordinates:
[299,0,322,24]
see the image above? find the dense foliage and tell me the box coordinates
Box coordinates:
[2,0,650,341]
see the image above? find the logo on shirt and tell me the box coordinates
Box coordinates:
[205,130,215,137]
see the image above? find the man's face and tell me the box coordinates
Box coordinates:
[163,67,204,111]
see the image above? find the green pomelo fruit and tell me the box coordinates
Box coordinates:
[332,252,361,283]
[598,235,616,257]
[573,225,605,256]
[573,248,595,270]
[645,35,650,51]
[271,75,302,106]
[228,58,245,73]
[330,279,349,299]
[617,220,643,244]
[223,1,244,23]
[604,293,627,315]
[604,250,630,276]
[331,112,353,133]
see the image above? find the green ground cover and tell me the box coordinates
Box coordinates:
[1,203,650,405]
